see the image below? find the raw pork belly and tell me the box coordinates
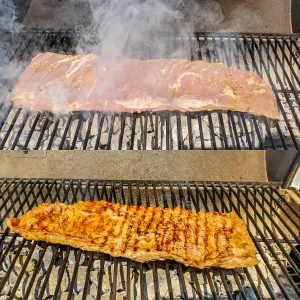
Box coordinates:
[12,52,280,120]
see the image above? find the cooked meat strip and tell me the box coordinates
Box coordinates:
[7,200,259,269]
[12,52,280,121]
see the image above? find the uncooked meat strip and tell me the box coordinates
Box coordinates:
[12,52,280,121]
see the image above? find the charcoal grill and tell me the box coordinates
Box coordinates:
[0,178,300,299]
[0,30,299,150]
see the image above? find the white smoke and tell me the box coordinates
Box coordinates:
[0,0,23,112]
[224,4,265,32]
[79,0,224,59]
[0,0,21,31]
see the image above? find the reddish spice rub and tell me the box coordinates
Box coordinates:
[6,200,259,269]
[12,52,280,121]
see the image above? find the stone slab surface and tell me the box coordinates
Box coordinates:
[0,150,268,182]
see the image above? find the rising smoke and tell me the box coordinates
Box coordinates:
[0,0,23,110]
[82,0,223,58]
[0,0,21,31]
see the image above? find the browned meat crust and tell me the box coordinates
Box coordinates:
[7,200,259,269]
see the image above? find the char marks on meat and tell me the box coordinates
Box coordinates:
[12,52,280,120]
[7,200,259,269]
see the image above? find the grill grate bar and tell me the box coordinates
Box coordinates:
[59,114,73,150]
[130,113,137,150]
[252,116,264,149]
[94,113,105,150]
[46,117,60,150]
[274,122,287,149]
[22,112,40,150]
[217,112,229,149]
[207,112,217,149]
[33,117,49,150]
[152,263,161,299]
[190,269,204,300]
[228,111,241,149]
[106,113,116,150]
[82,252,94,299]
[197,113,206,149]
[71,114,84,150]
[95,254,106,299]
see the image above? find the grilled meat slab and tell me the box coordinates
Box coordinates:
[7,200,259,269]
[12,52,280,121]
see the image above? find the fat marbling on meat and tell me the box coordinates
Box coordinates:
[12,52,280,121]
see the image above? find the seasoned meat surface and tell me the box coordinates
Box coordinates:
[7,200,259,269]
[12,52,280,121]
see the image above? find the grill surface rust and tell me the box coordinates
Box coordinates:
[0,178,300,299]
[0,31,299,150]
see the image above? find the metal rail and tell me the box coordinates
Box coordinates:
[0,178,299,299]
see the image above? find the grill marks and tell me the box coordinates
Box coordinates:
[183,210,191,254]
[121,205,137,253]
[137,205,155,242]
[206,213,222,261]
[185,210,199,264]
[114,204,130,253]
[148,207,164,251]
[203,214,208,262]
[159,207,173,252]
[103,203,122,250]
[172,208,186,260]
[6,200,259,269]
[127,205,146,252]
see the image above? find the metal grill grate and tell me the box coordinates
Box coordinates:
[0,178,300,299]
[0,31,299,150]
